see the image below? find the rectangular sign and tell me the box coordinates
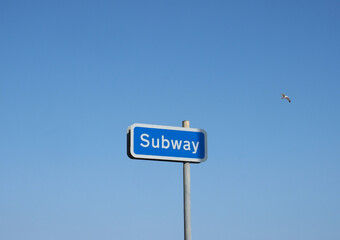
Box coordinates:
[127,123,207,163]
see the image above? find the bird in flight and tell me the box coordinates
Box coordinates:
[281,93,291,103]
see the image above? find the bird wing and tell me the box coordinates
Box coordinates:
[287,97,291,102]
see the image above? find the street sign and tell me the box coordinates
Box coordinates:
[127,123,207,163]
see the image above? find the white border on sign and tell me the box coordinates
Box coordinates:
[127,123,207,163]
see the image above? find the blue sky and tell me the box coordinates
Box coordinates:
[1,0,339,239]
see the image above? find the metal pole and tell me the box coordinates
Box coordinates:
[182,120,191,240]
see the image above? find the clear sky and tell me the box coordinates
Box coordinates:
[1,0,339,239]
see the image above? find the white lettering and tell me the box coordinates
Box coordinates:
[192,141,199,154]
[183,141,191,151]
[171,139,182,150]
[162,135,170,149]
[140,134,150,147]
[152,138,159,148]
[140,133,200,155]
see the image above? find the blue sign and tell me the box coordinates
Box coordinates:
[127,123,207,163]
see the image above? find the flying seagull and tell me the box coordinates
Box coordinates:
[281,93,291,103]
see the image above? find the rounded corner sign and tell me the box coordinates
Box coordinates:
[127,123,207,163]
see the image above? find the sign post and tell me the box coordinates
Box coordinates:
[127,121,207,240]
[182,120,191,240]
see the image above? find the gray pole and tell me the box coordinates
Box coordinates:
[182,120,191,240]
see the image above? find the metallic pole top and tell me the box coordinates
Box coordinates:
[182,120,190,128]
